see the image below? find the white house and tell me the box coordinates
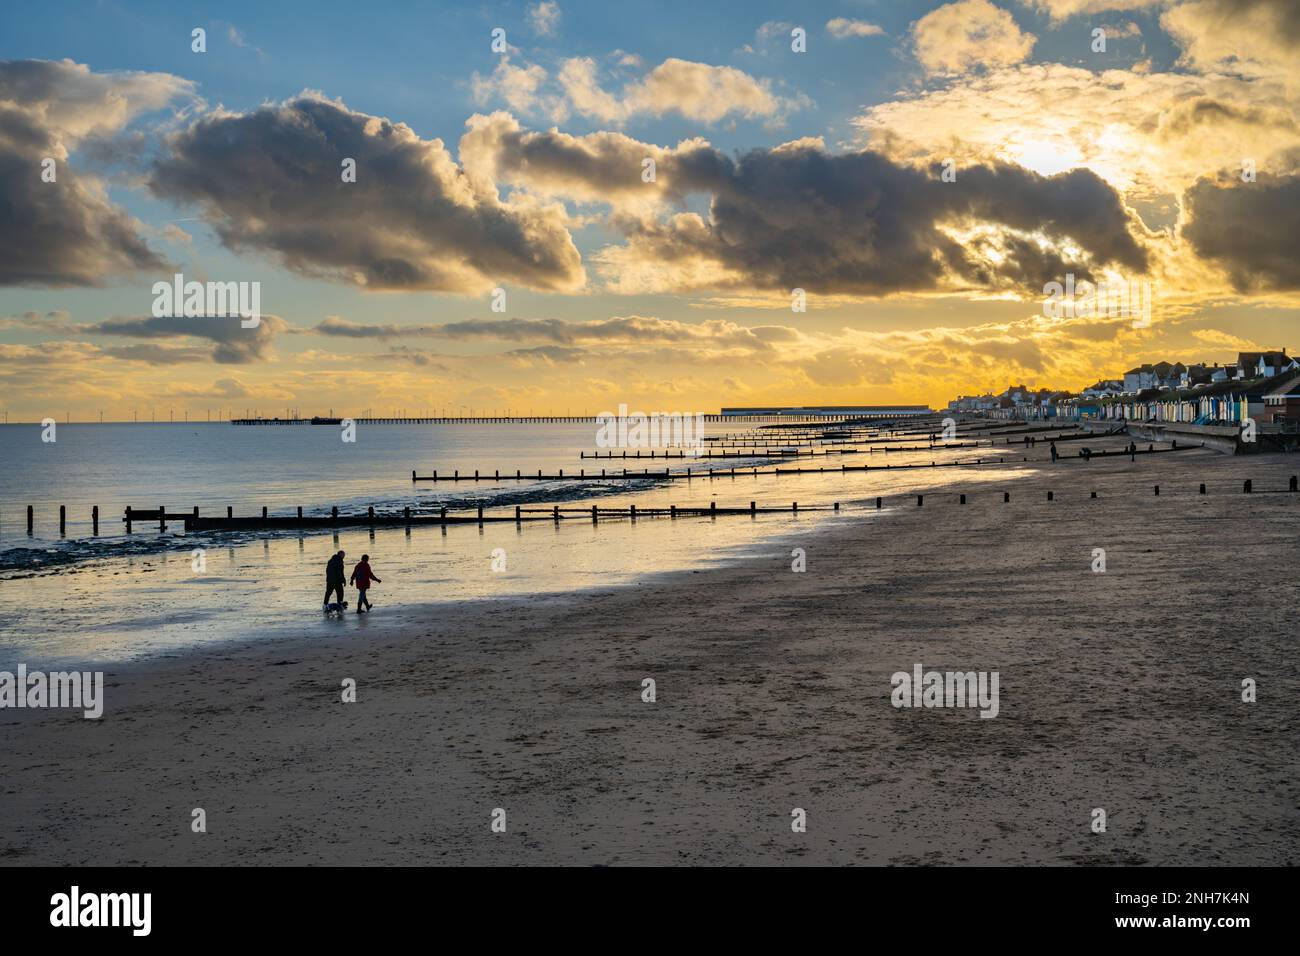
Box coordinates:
[1238,350,1296,379]
[1083,379,1123,398]
[1123,365,1160,392]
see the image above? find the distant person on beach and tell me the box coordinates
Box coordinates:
[1129,442,1136,462]
[350,554,381,614]
[1050,441,1058,462]
[323,550,346,609]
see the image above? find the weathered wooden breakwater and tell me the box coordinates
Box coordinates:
[7,470,1297,538]
[411,442,1199,485]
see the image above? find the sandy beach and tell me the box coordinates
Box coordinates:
[3,439,1297,866]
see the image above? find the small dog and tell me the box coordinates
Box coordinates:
[324,600,349,619]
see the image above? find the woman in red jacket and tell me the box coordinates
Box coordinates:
[349,554,381,613]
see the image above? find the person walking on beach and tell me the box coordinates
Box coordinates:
[350,554,381,613]
[323,549,346,609]
[1129,441,1136,462]
[1049,441,1058,463]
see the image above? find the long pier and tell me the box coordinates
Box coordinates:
[231,416,603,425]
[229,413,935,426]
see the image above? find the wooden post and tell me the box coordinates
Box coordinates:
[876,496,882,509]
[1153,485,1160,496]
[193,506,199,520]
[227,506,233,518]
[1290,476,1297,492]
[1243,479,1252,494]
[959,494,965,505]
[125,506,132,533]
[553,505,559,523]
[160,506,166,532]
[1003,492,1010,503]
[834,502,840,511]
[1090,491,1097,499]
[916,495,923,507]
[368,506,374,524]
[404,506,410,525]
[332,506,339,522]
[1199,483,1207,495]
[630,504,637,520]
[515,505,521,525]
[92,505,99,535]
[710,501,716,517]
[411,470,416,482]
[440,507,447,525]
[1047,491,1053,501]
[591,505,598,524]
[298,506,304,519]
[477,506,484,525]
[750,500,757,515]
[263,506,269,519]
[59,505,66,535]
[474,470,479,480]
[670,505,677,518]
[793,501,799,513]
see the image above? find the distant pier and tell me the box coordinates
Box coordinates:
[230,411,935,426]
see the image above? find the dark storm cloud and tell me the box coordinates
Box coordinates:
[473,120,1151,294]
[636,147,1149,294]
[85,314,287,364]
[0,59,189,287]
[148,95,585,293]
[1182,172,1300,291]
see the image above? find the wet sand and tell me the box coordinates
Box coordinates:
[2,440,1298,865]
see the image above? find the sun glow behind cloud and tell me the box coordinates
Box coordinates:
[2,0,1300,418]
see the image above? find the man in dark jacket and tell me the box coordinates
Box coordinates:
[323,550,346,608]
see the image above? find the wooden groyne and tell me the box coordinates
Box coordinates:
[7,471,1297,538]
[575,444,997,459]
[411,443,1198,484]
[176,500,841,532]
[579,433,1083,457]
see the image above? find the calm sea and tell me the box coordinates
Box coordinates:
[0,421,1033,662]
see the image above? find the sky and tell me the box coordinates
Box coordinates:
[1,0,1298,420]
